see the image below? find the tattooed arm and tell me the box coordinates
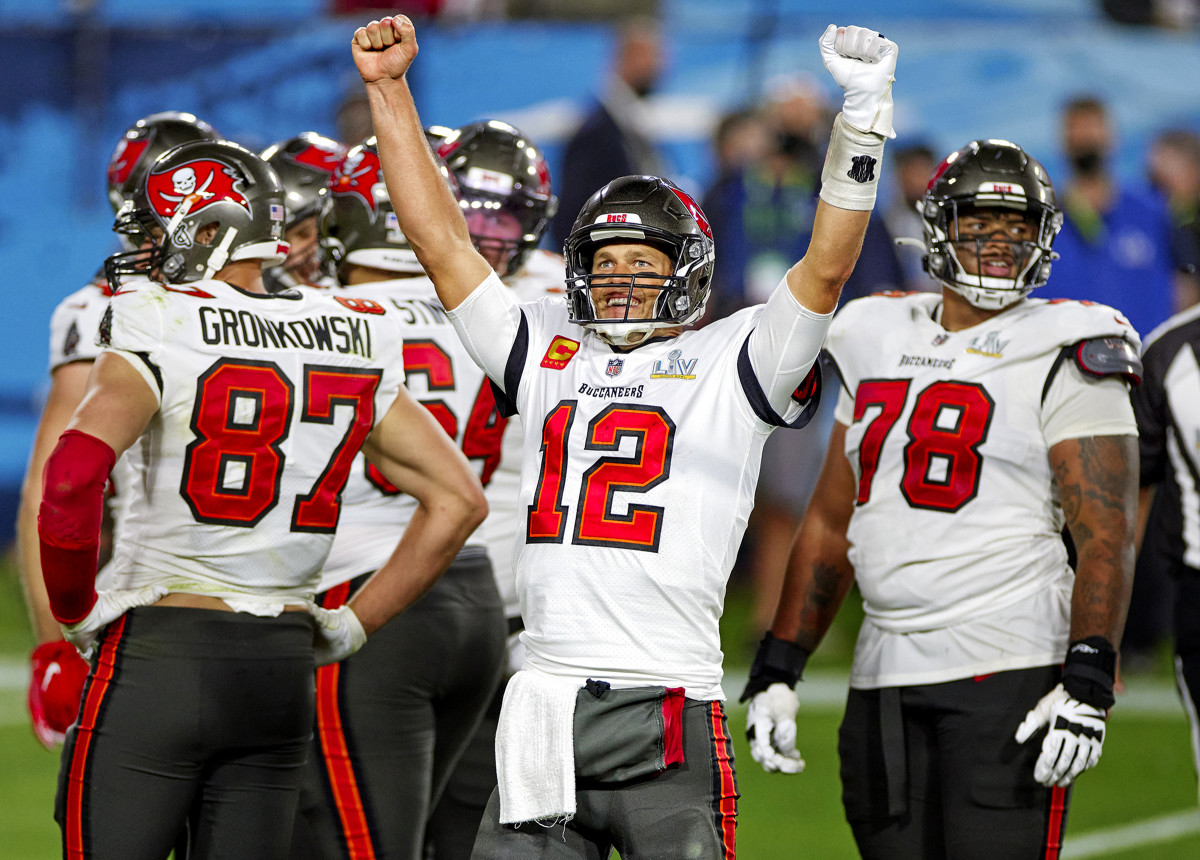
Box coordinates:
[770,421,858,652]
[1049,435,1139,645]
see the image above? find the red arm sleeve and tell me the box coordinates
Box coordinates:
[37,430,115,624]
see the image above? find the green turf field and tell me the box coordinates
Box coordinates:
[2,557,1198,858]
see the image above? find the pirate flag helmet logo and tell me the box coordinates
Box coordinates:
[106,139,289,287]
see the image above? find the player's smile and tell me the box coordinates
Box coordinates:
[593,285,655,318]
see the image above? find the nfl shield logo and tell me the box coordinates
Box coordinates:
[606,358,624,377]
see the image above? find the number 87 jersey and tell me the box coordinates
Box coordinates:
[98,279,405,603]
[828,291,1139,646]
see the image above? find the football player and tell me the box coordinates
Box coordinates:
[17,110,220,750]
[742,139,1140,858]
[38,139,485,859]
[352,16,896,857]
[1132,305,1200,806]
[289,136,507,860]
[424,119,564,860]
[261,131,347,291]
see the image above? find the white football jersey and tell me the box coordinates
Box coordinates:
[829,292,1139,687]
[457,281,826,700]
[48,276,111,371]
[317,276,498,591]
[47,276,137,589]
[100,279,404,609]
[481,251,568,618]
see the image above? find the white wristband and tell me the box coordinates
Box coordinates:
[818,113,886,212]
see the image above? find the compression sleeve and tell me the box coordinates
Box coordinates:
[746,277,836,419]
[38,430,116,624]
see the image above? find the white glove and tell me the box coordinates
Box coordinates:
[1014,683,1106,787]
[746,682,805,774]
[311,604,368,666]
[62,585,168,657]
[819,24,898,139]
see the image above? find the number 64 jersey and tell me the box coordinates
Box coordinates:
[828,292,1140,689]
[98,279,404,612]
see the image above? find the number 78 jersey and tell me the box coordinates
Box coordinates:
[828,292,1138,635]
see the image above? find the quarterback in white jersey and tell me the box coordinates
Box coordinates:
[745,139,1140,860]
[37,139,484,860]
[17,111,222,750]
[355,16,896,857]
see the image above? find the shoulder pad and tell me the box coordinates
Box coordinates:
[1073,337,1142,385]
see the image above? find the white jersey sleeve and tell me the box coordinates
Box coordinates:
[1042,359,1136,446]
[745,277,834,422]
[47,279,113,372]
[447,271,524,392]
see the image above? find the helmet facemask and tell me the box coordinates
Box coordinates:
[105,200,165,290]
[925,200,1060,310]
[563,177,715,347]
[919,139,1062,311]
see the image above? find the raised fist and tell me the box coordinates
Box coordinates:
[819,24,899,139]
[352,15,419,85]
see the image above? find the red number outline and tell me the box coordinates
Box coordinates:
[292,365,384,532]
[527,401,576,544]
[852,379,910,505]
[851,379,995,512]
[574,404,675,551]
[180,358,382,530]
[181,358,293,527]
[900,381,994,512]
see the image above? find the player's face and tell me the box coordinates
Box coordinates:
[465,208,523,277]
[283,215,320,283]
[950,209,1036,279]
[589,241,673,320]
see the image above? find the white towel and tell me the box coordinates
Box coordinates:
[496,670,580,825]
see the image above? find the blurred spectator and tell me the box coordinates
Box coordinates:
[700,74,901,641]
[701,74,828,321]
[1051,95,1177,670]
[883,141,940,293]
[1147,127,1200,309]
[1101,0,1200,28]
[708,105,772,186]
[1047,95,1177,339]
[549,15,669,246]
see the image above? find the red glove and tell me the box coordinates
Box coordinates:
[28,641,89,749]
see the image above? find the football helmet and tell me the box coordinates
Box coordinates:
[318,135,457,280]
[106,111,220,214]
[437,120,557,279]
[563,175,715,346]
[106,140,288,287]
[261,132,347,291]
[261,132,347,227]
[919,139,1062,310]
